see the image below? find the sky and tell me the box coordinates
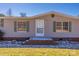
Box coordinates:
[0,3,79,16]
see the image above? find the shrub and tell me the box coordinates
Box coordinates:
[0,30,5,40]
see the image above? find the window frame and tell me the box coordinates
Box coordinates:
[63,22,70,32]
[54,21,71,32]
[15,20,29,32]
[55,22,63,32]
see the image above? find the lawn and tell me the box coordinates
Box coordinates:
[0,48,79,56]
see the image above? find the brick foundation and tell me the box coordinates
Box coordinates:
[24,40,58,45]
[1,37,79,45]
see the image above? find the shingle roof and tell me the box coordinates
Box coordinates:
[0,11,79,20]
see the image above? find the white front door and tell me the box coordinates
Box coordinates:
[35,19,44,36]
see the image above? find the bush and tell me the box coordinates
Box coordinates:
[0,30,4,40]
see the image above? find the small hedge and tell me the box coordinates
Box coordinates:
[0,30,4,40]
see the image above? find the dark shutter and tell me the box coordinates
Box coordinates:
[14,21,16,32]
[26,21,29,32]
[53,21,56,32]
[69,21,72,32]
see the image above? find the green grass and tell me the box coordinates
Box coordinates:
[0,48,79,56]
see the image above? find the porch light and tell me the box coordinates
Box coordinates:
[51,14,55,18]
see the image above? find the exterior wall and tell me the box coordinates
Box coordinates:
[2,18,35,37]
[1,14,79,38]
[42,14,79,38]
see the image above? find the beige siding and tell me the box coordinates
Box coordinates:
[43,15,79,38]
[3,18,34,37]
[1,14,79,38]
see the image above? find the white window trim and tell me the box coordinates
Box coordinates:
[55,21,70,32]
[16,21,28,32]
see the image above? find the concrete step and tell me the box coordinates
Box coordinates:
[25,40,57,45]
[30,37,52,40]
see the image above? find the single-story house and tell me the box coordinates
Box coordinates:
[0,11,79,44]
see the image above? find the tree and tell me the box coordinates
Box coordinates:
[0,14,5,17]
[20,12,26,17]
[77,15,79,17]
[7,8,12,16]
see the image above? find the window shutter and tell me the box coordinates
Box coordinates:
[69,21,72,32]
[53,21,56,32]
[26,21,29,32]
[14,21,16,32]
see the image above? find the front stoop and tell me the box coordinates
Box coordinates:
[24,37,58,45]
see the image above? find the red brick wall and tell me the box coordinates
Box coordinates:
[24,40,58,45]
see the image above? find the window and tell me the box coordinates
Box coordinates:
[0,19,4,27]
[37,28,43,33]
[14,21,29,32]
[53,21,71,32]
[56,22,62,32]
[63,22,69,32]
